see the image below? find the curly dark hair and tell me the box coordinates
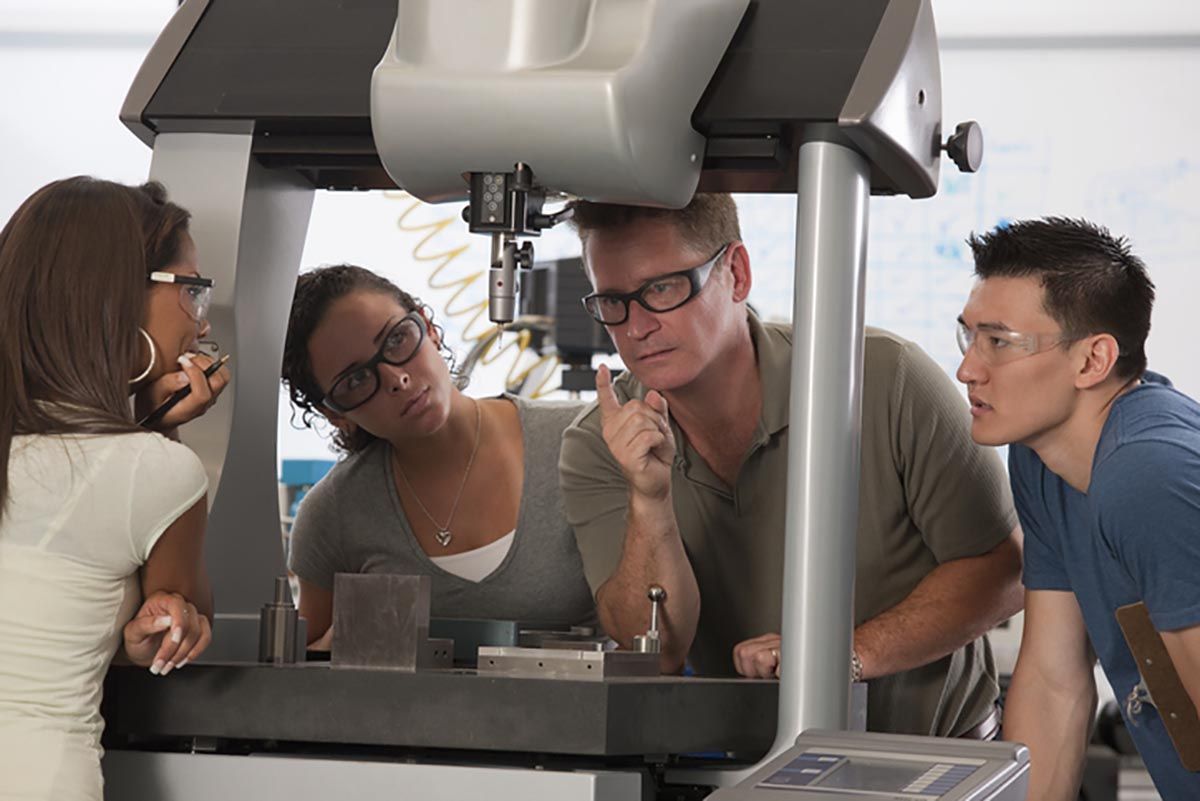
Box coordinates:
[281,264,462,454]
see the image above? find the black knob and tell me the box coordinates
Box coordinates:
[516,241,534,269]
[943,120,983,173]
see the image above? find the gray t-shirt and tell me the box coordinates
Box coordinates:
[290,395,597,626]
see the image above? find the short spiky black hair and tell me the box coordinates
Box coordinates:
[968,217,1155,380]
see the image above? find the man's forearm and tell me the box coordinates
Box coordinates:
[1003,663,1096,801]
[596,492,700,673]
[854,536,1023,679]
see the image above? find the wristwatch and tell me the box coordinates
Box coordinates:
[850,650,864,683]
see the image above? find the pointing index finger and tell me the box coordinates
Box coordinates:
[595,364,623,420]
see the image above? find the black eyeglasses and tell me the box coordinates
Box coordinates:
[581,244,729,326]
[318,313,426,413]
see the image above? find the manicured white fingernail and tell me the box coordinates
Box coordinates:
[177,354,194,368]
[177,659,189,669]
[150,660,165,675]
[171,627,183,644]
[156,615,173,628]
[183,351,199,359]
[161,661,175,676]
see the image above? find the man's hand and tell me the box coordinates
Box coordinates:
[733,632,782,678]
[122,590,212,675]
[595,364,675,501]
[587,365,699,673]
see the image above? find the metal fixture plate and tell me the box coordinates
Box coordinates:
[477,647,659,679]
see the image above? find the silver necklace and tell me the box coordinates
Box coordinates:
[393,399,482,548]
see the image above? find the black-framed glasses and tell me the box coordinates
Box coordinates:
[318,313,426,413]
[148,271,214,322]
[581,244,729,326]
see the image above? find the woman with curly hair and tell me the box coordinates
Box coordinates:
[281,264,595,646]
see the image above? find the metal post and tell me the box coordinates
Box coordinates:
[149,133,315,655]
[666,136,871,789]
[773,137,870,756]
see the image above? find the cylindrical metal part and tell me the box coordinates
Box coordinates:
[259,576,298,664]
[774,138,870,753]
[489,237,518,324]
[647,585,666,634]
[632,633,661,654]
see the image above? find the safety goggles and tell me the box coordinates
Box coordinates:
[148,271,214,323]
[955,317,1074,366]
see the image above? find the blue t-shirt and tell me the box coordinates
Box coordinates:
[1010,372,1200,799]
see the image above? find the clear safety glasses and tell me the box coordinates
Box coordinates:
[955,317,1073,366]
[148,271,214,323]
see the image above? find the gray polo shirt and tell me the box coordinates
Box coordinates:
[559,315,1016,736]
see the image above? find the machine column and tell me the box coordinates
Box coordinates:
[149,133,315,649]
[775,136,871,753]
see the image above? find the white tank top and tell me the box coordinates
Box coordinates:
[0,431,207,800]
[428,530,516,582]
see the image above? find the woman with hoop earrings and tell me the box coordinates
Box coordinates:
[0,176,229,800]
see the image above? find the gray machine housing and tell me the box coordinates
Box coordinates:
[122,0,945,200]
[372,0,751,207]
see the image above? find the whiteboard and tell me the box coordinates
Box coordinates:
[736,46,1200,396]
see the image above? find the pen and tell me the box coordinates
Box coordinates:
[138,353,231,428]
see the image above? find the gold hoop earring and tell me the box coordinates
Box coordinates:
[129,327,156,385]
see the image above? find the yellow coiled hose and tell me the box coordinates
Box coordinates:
[389,192,561,397]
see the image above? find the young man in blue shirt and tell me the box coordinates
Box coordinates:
[955,217,1200,800]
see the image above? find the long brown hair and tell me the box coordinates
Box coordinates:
[0,176,191,510]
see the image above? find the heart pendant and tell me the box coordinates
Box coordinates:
[435,529,452,547]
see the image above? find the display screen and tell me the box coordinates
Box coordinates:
[759,753,979,796]
[818,760,928,791]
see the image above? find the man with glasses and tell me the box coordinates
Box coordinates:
[957,218,1200,799]
[559,193,1023,738]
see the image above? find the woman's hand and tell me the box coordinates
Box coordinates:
[134,352,231,433]
[309,624,334,652]
[122,590,212,675]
